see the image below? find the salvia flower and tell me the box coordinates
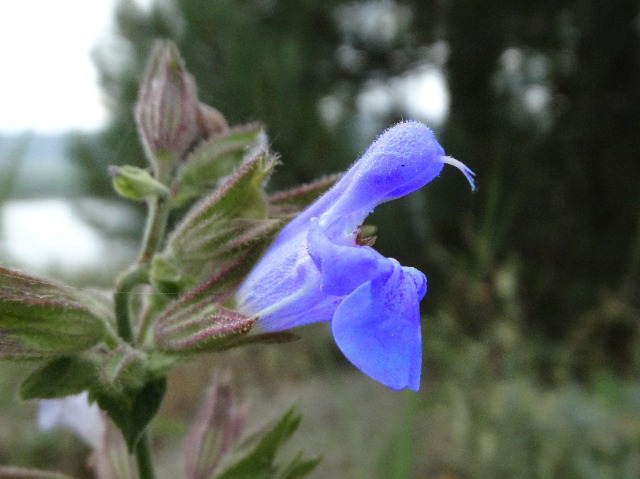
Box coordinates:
[235,120,475,391]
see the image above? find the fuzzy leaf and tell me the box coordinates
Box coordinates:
[152,155,283,291]
[0,267,111,359]
[174,124,265,206]
[214,407,320,479]
[175,218,284,262]
[20,356,99,399]
[149,255,183,296]
[155,304,256,353]
[151,240,264,299]
[80,345,169,451]
[152,218,284,291]
[153,250,296,354]
[93,375,167,452]
[171,153,275,241]
[157,249,262,310]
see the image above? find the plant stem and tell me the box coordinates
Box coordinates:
[135,433,156,479]
[114,265,149,343]
[116,160,173,479]
[114,193,171,344]
[389,391,418,479]
[139,195,171,264]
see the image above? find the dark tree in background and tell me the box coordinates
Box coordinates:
[72,0,640,377]
[440,0,640,375]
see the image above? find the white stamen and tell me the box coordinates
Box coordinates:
[441,156,476,190]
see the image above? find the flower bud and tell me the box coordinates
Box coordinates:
[110,165,170,201]
[183,373,246,479]
[197,103,229,139]
[135,40,200,173]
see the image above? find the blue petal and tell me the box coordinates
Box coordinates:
[319,122,447,227]
[235,232,342,332]
[331,259,426,391]
[307,218,380,296]
[276,121,448,244]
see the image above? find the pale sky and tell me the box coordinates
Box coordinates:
[0,0,447,134]
[3,200,102,269]
[0,0,118,133]
[0,1,134,272]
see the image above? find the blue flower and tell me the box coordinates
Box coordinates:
[235,120,474,391]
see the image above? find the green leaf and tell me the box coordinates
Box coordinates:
[20,356,99,399]
[152,218,284,291]
[172,153,275,237]
[152,154,284,291]
[152,244,296,354]
[215,407,321,479]
[277,454,322,479]
[174,218,284,262]
[93,375,167,452]
[148,255,183,296]
[70,344,169,451]
[0,267,111,359]
[174,124,265,206]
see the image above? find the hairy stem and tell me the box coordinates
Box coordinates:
[138,195,171,264]
[114,192,171,344]
[114,265,149,343]
[115,159,173,479]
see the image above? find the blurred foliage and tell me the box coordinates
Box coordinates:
[439,0,640,350]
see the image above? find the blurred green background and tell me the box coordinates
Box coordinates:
[1,0,639,477]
